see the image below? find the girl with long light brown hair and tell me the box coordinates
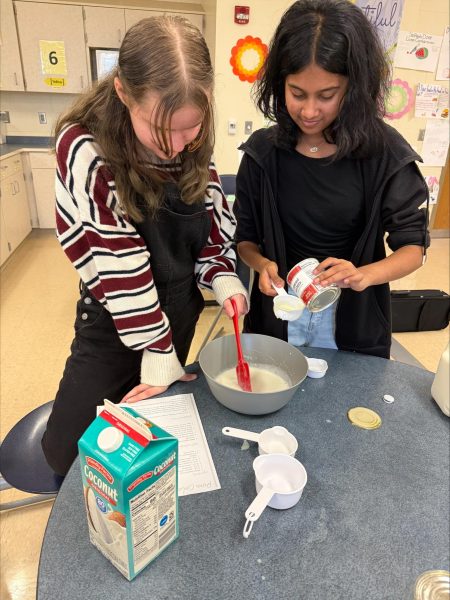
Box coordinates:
[42,16,248,476]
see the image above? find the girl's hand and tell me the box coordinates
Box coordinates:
[120,372,197,403]
[258,260,284,296]
[313,257,370,292]
[223,293,248,318]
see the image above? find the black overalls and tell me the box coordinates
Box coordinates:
[42,183,211,475]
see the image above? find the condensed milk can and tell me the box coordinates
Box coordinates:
[287,258,340,312]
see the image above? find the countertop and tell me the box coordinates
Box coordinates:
[0,137,53,159]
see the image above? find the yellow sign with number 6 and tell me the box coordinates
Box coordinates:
[39,40,67,75]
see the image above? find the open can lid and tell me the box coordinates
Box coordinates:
[414,570,450,599]
[308,287,340,312]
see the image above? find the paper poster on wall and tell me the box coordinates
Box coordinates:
[424,176,440,205]
[436,27,449,81]
[355,0,404,58]
[385,78,414,119]
[39,40,67,76]
[394,31,443,72]
[415,84,449,119]
[230,36,268,83]
[421,119,449,167]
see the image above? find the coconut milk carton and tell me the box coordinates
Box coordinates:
[78,400,178,580]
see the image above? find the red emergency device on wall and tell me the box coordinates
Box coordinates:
[234,6,249,24]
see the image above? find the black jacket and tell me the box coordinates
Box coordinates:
[234,123,430,359]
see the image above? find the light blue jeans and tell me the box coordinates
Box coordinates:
[287,286,338,349]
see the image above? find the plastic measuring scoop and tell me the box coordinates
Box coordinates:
[243,454,307,538]
[222,426,298,456]
[230,298,252,392]
[271,282,305,321]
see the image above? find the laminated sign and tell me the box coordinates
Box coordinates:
[39,40,67,78]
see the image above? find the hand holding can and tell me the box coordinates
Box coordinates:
[286,258,340,313]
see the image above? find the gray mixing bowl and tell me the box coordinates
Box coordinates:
[198,334,308,415]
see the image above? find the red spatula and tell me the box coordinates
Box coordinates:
[230,298,252,392]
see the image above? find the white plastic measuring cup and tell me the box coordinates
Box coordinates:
[271,283,305,321]
[222,426,298,456]
[243,454,307,538]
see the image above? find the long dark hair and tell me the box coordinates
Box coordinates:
[254,0,391,159]
[55,16,214,221]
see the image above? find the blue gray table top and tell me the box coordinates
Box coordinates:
[38,348,449,600]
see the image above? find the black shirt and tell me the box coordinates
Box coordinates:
[277,149,365,269]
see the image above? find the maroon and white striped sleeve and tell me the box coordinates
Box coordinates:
[55,124,184,386]
[195,161,249,305]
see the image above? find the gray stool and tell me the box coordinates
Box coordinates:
[0,401,64,511]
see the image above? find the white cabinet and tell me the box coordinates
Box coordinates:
[15,1,89,93]
[83,6,126,48]
[0,0,25,91]
[124,9,203,32]
[124,8,164,31]
[176,11,203,31]
[29,152,56,229]
[0,154,32,265]
[1,1,204,93]
[0,208,10,266]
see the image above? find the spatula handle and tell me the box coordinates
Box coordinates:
[230,298,244,362]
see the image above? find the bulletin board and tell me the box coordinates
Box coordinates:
[356,0,449,221]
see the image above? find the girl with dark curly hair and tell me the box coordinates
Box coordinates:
[234,0,429,358]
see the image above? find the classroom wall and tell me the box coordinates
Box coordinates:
[1,0,448,185]
[211,0,293,174]
[389,0,449,185]
[1,90,75,137]
[212,0,449,177]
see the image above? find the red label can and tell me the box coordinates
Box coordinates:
[286,258,340,312]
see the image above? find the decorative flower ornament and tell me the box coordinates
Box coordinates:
[230,36,268,83]
[385,78,414,120]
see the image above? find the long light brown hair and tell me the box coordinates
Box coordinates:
[55,16,214,221]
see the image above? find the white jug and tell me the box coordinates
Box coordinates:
[431,342,449,416]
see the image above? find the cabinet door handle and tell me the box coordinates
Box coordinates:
[118,29,122,44]
[14,72,19,86]
[80,75,84,89]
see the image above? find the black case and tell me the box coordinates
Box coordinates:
[391,289,450,332]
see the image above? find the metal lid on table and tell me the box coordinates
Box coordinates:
[347,407,382,430]
[414,570,450,599]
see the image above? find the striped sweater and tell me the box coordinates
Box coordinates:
[55,124,247,386]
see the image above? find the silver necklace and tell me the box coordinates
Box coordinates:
[299,138,326,154]
[305,139,324,153]
[299,138,325,153]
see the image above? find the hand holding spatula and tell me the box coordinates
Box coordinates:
[230,298,252,392]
